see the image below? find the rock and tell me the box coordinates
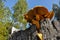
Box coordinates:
[9,24,39,40]
[41,19,60,40]
[9,19,60,40]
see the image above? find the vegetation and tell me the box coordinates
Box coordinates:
[0,0,27,40]
[13,0,27,29]
[0,0,60,40]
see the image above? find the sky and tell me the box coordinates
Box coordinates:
[4,0,59,13]
[4,0,59,28]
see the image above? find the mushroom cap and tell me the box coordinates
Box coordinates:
[24,6,54,22]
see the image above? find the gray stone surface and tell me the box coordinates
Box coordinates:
[41,19,60,40]
[9,19,60,40]
[9,25,40,40]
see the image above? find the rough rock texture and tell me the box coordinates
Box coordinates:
[41,19,60,40]
[9,24,40,40]
[9,19,60,40]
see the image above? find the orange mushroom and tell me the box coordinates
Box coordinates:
[24,6,54,32]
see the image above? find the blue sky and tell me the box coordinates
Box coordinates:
[4,0,59,13]
[4,0,59,28]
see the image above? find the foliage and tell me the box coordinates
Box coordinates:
[0,0,28,40]
[13,0,27,29]
[0,0,13,40]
